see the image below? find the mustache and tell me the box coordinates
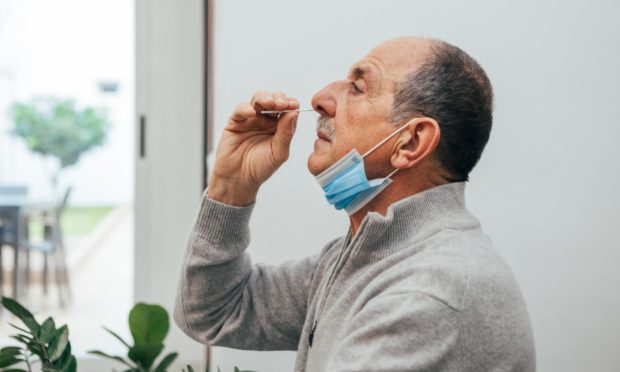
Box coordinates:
[316,116,335,141]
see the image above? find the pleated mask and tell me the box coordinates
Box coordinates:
[315,119,413,215]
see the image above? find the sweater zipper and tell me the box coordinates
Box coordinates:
[309,231,354,347]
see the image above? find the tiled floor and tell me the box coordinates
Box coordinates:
[0,206,133,360]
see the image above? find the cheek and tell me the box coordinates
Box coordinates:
[332,93,386,156]
[331,128,361,161]
[333,110,370,154]
[333,102,358,143]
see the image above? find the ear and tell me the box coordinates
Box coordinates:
[391,117,441,169]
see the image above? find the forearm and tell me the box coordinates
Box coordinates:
[174,190,255,344]
[174,189,318,350]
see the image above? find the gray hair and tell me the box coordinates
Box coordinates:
[390,40,494,182]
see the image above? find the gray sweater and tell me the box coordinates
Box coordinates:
[174,182,536,371]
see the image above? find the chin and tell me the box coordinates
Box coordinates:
[307,152,329,176]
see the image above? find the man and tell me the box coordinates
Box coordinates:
[174,37,536,371]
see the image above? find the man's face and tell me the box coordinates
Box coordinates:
[307,38,429,178]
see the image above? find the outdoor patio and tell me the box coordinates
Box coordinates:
[0,205,133,358]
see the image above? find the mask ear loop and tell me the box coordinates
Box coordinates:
[361,118,419,179]
[361,118,418,158]
[386,168,399,179]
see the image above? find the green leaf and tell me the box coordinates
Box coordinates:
[0,357,22,368]
[1,297,40,334]
[26,339,46,359]
[47,325,69,361]
[233,368,256,372]
[128,303,169,347]
[52,341,72,370]
[67,355,77,372]
[127,343,164,370]
[22,317,41,335]
[2,369,28,372]
[0,346,22,358]
[153,352,177,372]
[1,297,34,319]
[103,326,131,349]
[8,323,31,334]
[10,334,32,345]
[39,317,56,344]
[88,350,135,369]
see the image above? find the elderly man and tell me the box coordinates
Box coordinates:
[174,37,536,371]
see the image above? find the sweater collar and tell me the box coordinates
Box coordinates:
[347,181,477,261]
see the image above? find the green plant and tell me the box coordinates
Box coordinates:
[9,97,109,191]
[88,303,178,372]
[0,296,77,372]
[1,298,257,372]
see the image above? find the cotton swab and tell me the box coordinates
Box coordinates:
[260,108,316,114]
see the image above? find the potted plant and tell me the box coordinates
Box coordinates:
[1,297,255,372]
[0,296,77,372]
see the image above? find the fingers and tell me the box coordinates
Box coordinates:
[250,90,300,114]
[287,96,300,110]
[228,91,301,160]
[271,111,299,166]
[230,102,256,122]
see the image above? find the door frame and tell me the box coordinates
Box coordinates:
[134,0,208,368]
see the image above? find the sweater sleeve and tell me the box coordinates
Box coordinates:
[324,292,460,371]
[173,190,319,351]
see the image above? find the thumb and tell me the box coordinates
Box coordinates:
[271,112,298,166]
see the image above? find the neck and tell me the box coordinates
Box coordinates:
[349,172,448,237]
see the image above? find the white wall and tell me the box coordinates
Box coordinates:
[209,0,620,371]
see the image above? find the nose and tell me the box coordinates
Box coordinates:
[311,81,339,117]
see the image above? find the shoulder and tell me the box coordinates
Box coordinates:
[353,228,535,369]
[365,227,520,312]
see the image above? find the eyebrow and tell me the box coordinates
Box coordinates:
[350,66,369,80]
[350,65,380,93]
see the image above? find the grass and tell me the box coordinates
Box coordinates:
[28,206,114,239]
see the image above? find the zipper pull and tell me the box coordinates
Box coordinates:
[309,320,317,347]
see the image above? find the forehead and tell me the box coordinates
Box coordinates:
[349,38,432,85]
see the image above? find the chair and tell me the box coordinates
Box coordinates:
[22,187,72,307]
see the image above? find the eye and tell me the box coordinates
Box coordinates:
[350,81,362,94]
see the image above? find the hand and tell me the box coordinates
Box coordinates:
[208,90,300,206]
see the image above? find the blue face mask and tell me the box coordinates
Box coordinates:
[315,120,413,215]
